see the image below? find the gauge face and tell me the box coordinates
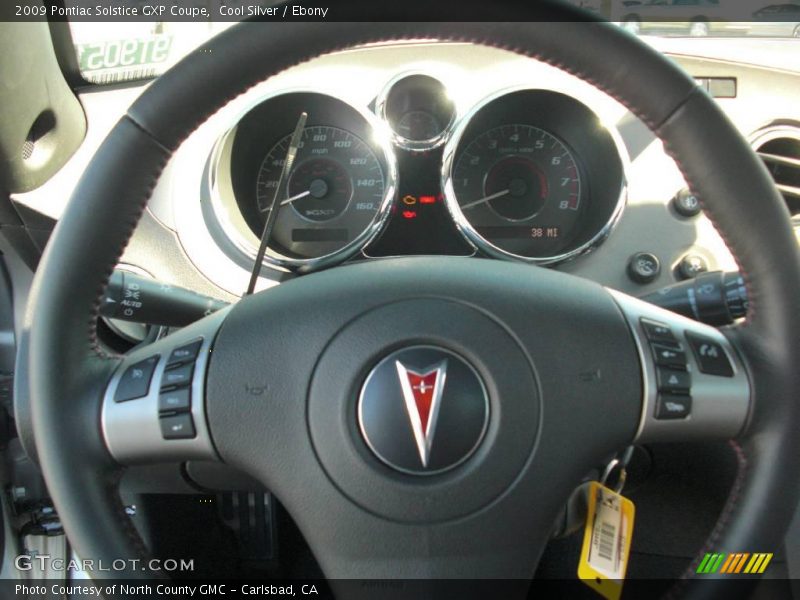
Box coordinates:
[396,110,443,142]
[379,74,455,151]
[256,125,386,260]
[451,124,583,259]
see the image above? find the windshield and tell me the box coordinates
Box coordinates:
[70,22,233,84]
[67,3,800,84]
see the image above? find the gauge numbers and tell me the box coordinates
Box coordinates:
[256,125,385,260]
[452,124,583,259]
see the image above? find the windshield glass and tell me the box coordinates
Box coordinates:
[70,22,233,84]
[67,3,800,84]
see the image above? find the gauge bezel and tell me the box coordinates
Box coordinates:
[208,90,398,273]
[376,71,457,153]
[441,87,629,266]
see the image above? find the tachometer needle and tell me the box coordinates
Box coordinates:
[461,189,510,210]
[279,190,312,206]
[245,111,308,296]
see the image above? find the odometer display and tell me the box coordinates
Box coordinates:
[451,124,584,259]
[256,125,385,260]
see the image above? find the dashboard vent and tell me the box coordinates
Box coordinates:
[752,127,800,216]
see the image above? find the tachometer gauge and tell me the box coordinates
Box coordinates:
[443,89,627,265]
[452,125,583,258]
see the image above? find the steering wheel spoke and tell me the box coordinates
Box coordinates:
[610,290,751,444]
[101,310,227,465]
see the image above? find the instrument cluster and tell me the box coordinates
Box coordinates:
[207,74,628,273]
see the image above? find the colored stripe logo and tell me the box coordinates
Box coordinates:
[696,553,773,574]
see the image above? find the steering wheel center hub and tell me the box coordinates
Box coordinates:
[303,295,541,523]
[358,345,489,475]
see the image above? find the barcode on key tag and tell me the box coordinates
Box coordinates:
[578,482,636,600]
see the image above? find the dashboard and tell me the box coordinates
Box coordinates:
[11,38,800,305]
[210,80,626,272]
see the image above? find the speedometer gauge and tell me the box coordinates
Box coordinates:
[210,91,397,273]
[452,124,583,257]
[256,125,385,258]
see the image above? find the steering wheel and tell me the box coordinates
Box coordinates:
[25,5,800,597]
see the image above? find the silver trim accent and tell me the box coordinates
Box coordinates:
[101,310,228,464]
[207,89,398,273]
[440,86,629,266]
[357,345,489,476]
[375,71,457,153]
[609,290,751,443]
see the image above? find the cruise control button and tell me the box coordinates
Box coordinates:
[159,388,191,413]
[686,332,734,377]
[656,394,692,419]
[161,363,193,388]
[651,343,687,369]
[657,367,691,394]
[641,319,677,344]
[114,356,159,402]
[168,339,203,367]
[160,413,196,440]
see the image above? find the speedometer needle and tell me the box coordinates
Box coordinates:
[461,189,510,210]
[259,190,312,211]
[279,190,311,207]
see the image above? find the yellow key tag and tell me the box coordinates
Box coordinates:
[577,481,636,600]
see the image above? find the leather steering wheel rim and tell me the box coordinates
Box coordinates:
[26,5,800,596]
